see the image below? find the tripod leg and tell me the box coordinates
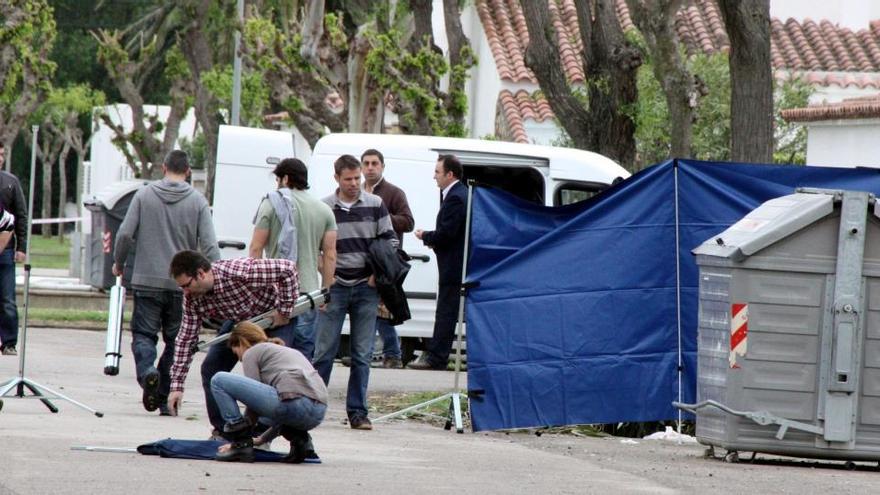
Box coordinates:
[451,393,464,434]
[22,379,102,417]
[0,378,20,396]
[22,381,59,413]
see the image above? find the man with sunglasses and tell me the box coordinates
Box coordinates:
[113,150,220,415]
[166,250,299,439]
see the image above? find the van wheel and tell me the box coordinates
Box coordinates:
[400,338,420,366]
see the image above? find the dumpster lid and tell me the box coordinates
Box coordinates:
[83,180,148,210]
[693,190,837,260]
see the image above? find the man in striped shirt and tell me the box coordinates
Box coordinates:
[313,154,397,431]
[165,251,299,436]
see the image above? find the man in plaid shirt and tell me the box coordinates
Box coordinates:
[165,250,298,435]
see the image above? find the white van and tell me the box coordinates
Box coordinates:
[214,128,629,362]
[213,125,311,257]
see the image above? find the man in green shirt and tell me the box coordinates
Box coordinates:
[249,158,337,360]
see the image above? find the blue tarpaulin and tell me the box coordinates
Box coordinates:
[465,159,880,432]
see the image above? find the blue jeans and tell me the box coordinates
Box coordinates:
[0,248,18,349]
[131,289,182,400]
[374,318,401,359]
[210,372,326,431]
[201,318,297,431]
[292,308,319,361]
[312,282,379,419]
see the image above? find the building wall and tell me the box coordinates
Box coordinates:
[463,3,502,139]
[805,119,880,167]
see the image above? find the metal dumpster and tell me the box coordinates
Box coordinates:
[82,180,146,290]
[684,188,880,461]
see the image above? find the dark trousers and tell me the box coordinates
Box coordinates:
[201,318,297,431]
[131,289,182,401]
[425,283,461,367]
[0,247,18,349]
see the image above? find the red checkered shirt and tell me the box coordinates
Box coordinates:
[170,257,299,392]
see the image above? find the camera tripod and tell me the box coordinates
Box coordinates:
[0,125,103,417]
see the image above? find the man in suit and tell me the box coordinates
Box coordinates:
[410,154,467,370]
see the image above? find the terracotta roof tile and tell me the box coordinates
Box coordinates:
[781,94,880,122]
[496,89,555,143]
[477,0,880,88]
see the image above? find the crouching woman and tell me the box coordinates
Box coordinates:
[211,321,328,463]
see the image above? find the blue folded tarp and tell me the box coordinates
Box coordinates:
[137,439,320,463]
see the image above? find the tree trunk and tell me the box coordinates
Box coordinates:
[627,0,698,161]
[40,147,54,238]
[407,0,434,52]
[442,0,473,132]
[348,28,384,133]
[299,0,325,64]
[577,0,641,168]
[520,0,593,149]
[57,141,71,242]
[179,0,222,202]
[718,0,773,163]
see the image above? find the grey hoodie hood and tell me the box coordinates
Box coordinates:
[150,178,194,204]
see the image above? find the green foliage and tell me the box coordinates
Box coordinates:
[773,75,813,165]
[365,28,476,136]
[50,0,163,102]
[201,66,270,127]
[324,12,349,52]
[38,84,106,125]
[689,54,732,162]
[0,0,58,106]
[243,16,310,73]
[179,132,206,170]
[562,48,810,168]
[632,52,731,167]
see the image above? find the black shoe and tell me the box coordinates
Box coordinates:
[280,427,314,464]
[158,403,172,416]
[215,439,255,463]
[406,354,446,371]
[383,357,404,369]
[215,419,255,462]
[141,370,161,412]
[349,415,373,430]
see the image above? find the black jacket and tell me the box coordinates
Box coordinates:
[369,237,411,325]
[421,181,467,286]
[0,171,27,252]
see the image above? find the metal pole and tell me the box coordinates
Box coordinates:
[230,0,244,126]
[17,125,38,379]
[451,182,474,392]
[673,162,683,435]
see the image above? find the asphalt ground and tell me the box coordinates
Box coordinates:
[0,327,666,495]
[2,327,879,494]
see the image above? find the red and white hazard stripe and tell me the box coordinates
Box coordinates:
[729,303,748,368]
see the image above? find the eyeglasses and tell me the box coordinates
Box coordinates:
[178,275,196,290]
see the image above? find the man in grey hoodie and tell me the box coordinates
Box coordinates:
[113,150,220,415]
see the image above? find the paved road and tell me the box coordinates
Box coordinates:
[0,327,667,495]
[2,327,878,494]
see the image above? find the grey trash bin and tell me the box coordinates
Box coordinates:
[682,188,880,462]
[82,180,147,290]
